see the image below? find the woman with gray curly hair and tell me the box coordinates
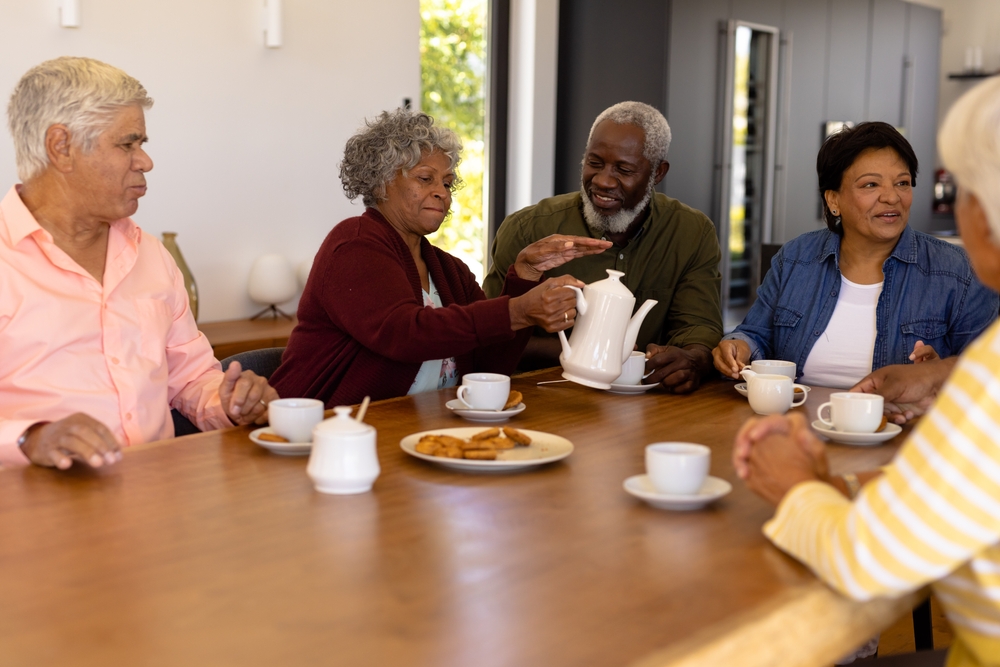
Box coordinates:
[271,109,609,406]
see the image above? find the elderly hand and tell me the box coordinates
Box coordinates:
[850,355,956,424]
[910,340,940,363]
[733,413,830,506]
[508,274,585,332]
[712,339,751,380]
[19,413,122,470]
[219,361,280,425]
[643,343,713,394]
[512,234,612,281]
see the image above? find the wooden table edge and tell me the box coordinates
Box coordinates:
[630,581,927,667]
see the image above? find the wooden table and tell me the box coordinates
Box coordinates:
[198,316,297,358]
[0,370,920,667]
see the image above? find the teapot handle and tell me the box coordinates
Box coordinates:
[566,285,586,316]
[556,287,585,361]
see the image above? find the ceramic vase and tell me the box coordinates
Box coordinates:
[162,232,199,321]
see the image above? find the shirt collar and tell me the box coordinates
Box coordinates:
[819,224,917,266]
[1,185,45,247]
[0,184,141,249]
[888,224,918,264]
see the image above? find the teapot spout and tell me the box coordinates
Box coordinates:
[621,299,658,362]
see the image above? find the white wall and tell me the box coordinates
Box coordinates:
[0,0,420,322]
[906,0,1000,159]
[506,0,559,213]
[934,0,1000,134]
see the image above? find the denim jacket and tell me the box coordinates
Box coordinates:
[725,226,999,379]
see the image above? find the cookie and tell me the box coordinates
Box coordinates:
[503,390,523,410]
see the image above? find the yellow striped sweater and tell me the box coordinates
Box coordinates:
[765,319,1000,667]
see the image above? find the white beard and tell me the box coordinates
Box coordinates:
[580,177,656,235]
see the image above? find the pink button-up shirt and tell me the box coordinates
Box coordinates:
[0,186,231,467]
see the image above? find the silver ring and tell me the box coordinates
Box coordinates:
[259,400,267,407]
[564,312,569,323]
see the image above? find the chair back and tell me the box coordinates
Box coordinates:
[220,346,286,380]
[171,347,287,436]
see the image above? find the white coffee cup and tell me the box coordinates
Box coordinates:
[456,373,510,411]
[817,393,884,433]
[645,442,711,495]
[746,374,807,415]
[612,351,647,385]
[742,359,796,379]
[268,398,325,443]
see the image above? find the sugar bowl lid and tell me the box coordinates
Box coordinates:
[313,406,373,436]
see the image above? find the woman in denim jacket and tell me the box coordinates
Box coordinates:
[713,122,998,389]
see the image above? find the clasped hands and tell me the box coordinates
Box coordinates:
[733,412,832,507]
[20,361,278,470]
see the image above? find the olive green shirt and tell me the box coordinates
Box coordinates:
[483,191,723,351]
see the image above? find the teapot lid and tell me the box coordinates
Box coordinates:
[314,406,373,435]
[588,269,633,297]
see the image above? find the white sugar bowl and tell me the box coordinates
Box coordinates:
[307,406,380,495]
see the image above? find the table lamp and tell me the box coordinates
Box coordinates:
[248,254,297,320]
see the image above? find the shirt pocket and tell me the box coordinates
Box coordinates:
[133,298,174,365]
[772,306,804,360]
[900,318,949,354]
[773,306,803,329]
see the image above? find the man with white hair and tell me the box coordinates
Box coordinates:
[0,57,277,471]
[483,101,722,393]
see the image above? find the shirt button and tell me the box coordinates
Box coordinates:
[125,413,132,420]
[813,331,821,336]
[111,357,119,365]
[619,254,624,260]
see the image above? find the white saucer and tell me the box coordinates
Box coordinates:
[811,420,902,446]
[623,474,732,511]
[735,382,810,398]
[606,382,659,395]
[249,427,312,456]
[445,399,526,423]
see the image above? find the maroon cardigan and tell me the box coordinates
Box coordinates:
[270,208,538,407]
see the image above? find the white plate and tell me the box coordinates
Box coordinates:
[811,420,902,446]
[445,399,526,423]
[734,382,810,398]
[623,474,732,511]
[606,382,659,395]
[250,427,312,456]
[400,427,573,472]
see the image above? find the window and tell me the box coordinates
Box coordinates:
[420,0,488,280]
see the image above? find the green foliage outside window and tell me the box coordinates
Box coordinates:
[420,0,487,279]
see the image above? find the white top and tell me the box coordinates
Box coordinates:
[408,275,459,395]
[800,275,882,389]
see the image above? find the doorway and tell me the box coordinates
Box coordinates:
[716,20,781,329]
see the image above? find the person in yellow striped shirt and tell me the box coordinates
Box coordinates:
[733,77,1000,667]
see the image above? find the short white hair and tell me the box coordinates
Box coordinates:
[587,101,671,165]
[939,77,1000,239]
[7,57,153,182]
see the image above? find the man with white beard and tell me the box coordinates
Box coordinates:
[483,101,722,393]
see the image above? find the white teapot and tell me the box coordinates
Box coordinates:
[557,269,658,389]
[307,406,380,494]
